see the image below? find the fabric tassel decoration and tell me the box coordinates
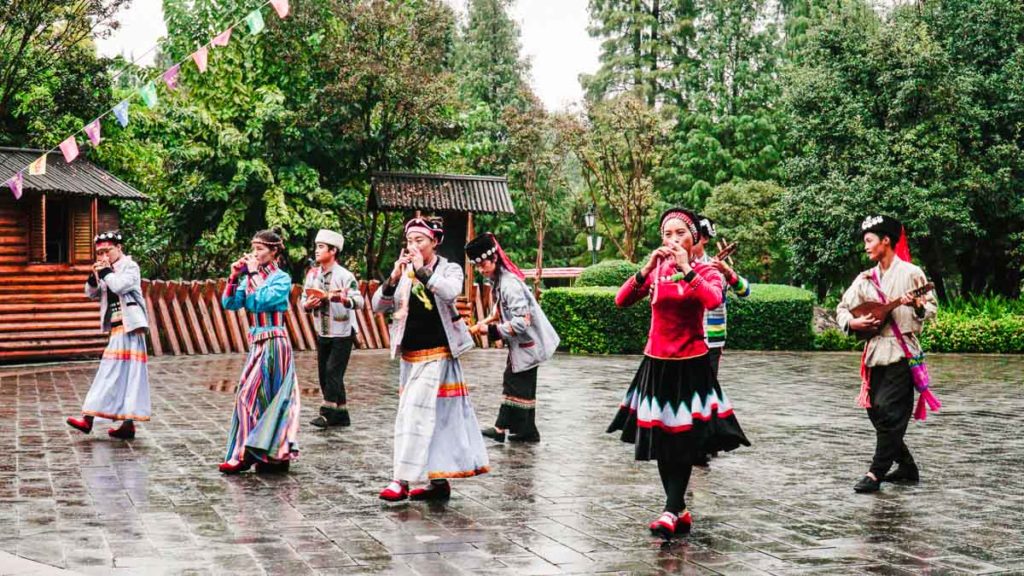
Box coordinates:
[857,347,871,408]
[909,355,941,420]
[895,226,912,262]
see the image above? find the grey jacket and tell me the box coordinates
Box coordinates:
[301,262,364,337]
[491,272,560,373]
[84,255,149,333]
[372,255,474,359]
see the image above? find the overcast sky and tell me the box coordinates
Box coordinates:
[94,0,601,110]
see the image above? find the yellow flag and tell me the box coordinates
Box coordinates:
[28,154,47,176]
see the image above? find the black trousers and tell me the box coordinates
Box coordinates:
[317,334,354,405]
[495,364,539,436]
[707,347,722,380]
[867,359,916,478]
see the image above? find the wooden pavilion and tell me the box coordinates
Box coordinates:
[0,148,147,364]
[370,172,515,296]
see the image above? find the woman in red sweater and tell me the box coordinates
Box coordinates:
[608,207,750,539]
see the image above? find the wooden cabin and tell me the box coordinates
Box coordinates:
[0,148,147,364]
[370,172,514,296]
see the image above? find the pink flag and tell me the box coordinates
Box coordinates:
[192,46,209,73]
[163,64,181,90]
[59,136,79,163]
[212,28,232,47]
[270,0,289,18]
[84,120,102,146]
[6,172,23,200]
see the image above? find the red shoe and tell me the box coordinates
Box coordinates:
[218,459,253,474]
[649,511,678,539]
[379,480,409,501]
[409,480,451,501]
[66,416,93,434]
[108,421,135,440]
[677,509,693,535]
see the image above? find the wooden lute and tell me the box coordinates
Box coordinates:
[851,281,934,340]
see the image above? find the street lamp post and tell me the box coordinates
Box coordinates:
[584,204,602,265]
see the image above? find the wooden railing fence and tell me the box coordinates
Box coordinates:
[139,279,504,357]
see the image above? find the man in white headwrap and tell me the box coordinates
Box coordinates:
[301,229,364,427]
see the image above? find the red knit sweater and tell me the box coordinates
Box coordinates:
[615,260,724,359]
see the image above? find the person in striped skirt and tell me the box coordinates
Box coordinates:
[66,231,151,440]
[218,228,301,474]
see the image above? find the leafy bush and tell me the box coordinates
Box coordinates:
[921,313,1024,354]
[542,283,816,354]
[814,328,862,351]
[575,260,641,288]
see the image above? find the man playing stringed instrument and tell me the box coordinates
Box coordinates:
[837,215,938,493]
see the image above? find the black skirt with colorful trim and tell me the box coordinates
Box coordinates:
[607,354,750,462]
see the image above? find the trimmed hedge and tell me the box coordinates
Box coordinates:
[576,260,641,288]
[814,314,1024,354]
[541,283,815,354]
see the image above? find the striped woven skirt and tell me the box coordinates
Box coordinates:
[393,347,490,483]
[81,326,151,421]
[608,354,750,462]
[223,329,300,465]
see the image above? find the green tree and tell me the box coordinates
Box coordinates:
[702,180,789,282]
[583,0,699,106]
[561,92,670,262]
[0,0,128,142]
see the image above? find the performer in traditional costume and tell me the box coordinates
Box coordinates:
[466,233,560,443]
[837,215,938,493]
[608,208,750,539]
[218,228,300,474]
[693,216,750,379]
[373,217,489,502]
[66,231,151,440]
[301,229,363,428]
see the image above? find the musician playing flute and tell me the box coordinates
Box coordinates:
[837,215,938,493]
[373,217,489,502]
[692,216,750,380]
[466,232,560,444]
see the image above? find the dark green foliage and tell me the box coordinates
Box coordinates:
[575,260,641,287]
[542,283,816,354]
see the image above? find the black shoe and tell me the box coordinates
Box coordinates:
[854,475,881,493]
[327,407,351,427]
[255,460,290,474]
[883,465,920,484]
[481,427,506,443]
[693,453,710,467]
[508,431,540,443]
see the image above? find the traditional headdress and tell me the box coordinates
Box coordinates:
[860,215,911,261]
[659,207,702,242]
[314,229,344,251]
[404,217,444,244]
[94,230,124,245]
[698,215,716,240]
[465,232,525,280]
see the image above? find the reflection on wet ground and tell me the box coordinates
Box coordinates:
[2,350,1023,575]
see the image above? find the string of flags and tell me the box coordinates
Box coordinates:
[3,0,290,200]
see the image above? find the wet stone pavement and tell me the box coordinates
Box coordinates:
[1,350,1023,576]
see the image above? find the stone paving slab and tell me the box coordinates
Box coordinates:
[2,350,1023,575]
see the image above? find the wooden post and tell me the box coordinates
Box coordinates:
[141,280,164,357]
[176,283,207,355]
[168,282,196,355]
[204,281,230,353]
[216,279,245,353]
[464,212,474,297]
[190,281,220,354]
[90,198,98,262]
[292,285,317,350]
[151,281,181,356]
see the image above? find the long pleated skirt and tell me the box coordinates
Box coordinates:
[223,329,300,465]
[81,326,151,421]
[608,354,750,462]
[393,347,490,483]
